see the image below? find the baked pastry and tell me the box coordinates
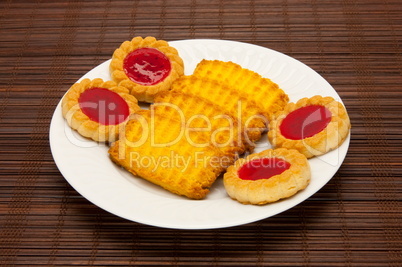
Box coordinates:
[108,110,231,199]
[110,36,184,103]
[62,78,140,142]
[193,59,289,118]
[153,90,246,157]
[223,148,310,205]
[107,58,289,199]
[170,75,266,144]
[268,95,351,158]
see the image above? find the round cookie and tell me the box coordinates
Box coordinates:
[62,78,141,142]
[268,95,351,158]
[223,148,310,205]
[110,36,184,103]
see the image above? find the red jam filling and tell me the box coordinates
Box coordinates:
[280,105,332,140]
[123,47,171,85]
[78,87,129,125]
[238,157,291,181]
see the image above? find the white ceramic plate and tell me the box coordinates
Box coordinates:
[50,39,350,229]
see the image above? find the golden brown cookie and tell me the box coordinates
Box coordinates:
[62,78,140,142]
[110,36,184,103]
[268,95,351,158]
[170,75,267,144]
[223,148,310,205]
[193,59,289,118]
[108,110,231,200]
[153,90,246,158]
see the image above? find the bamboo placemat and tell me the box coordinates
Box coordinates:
[0,0,401,266]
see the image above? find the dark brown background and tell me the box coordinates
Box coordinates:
[0,0,401,266]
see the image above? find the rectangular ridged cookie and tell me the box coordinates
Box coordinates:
[153,90,246,157]
[170,75,266,143]
[193,59,289,117]
[108,110,228,199]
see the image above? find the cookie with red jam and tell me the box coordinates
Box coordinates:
[223,148,310,205]
[110,36,184,103]
[62,78,141,142]
[268,95,351,158]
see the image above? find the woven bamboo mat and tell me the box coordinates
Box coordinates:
[0,0,401,266]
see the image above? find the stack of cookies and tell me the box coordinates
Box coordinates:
[109,59,289,199]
